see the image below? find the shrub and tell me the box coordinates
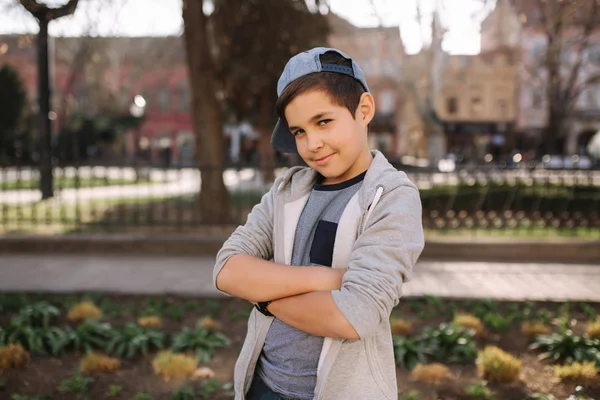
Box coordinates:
[553,361,598,382]
[152,350,197,382]
[132,393,152,400]
[390,318,413,336]
[199,316,221,331]
[476,346,522,383]
[586,317,600,339]
[453,314,484,336]
[522,322,551,339]
[80,352,121,374]
[171,323,230,363]
[173,385,197,400]
[392,336,429,370]
[104,384,123,398]
[410,363,450,384]
[464,380,495,399]
[68,301,102,323]
[530,330,600,366]
[12,301,60,328]
[401,390,422,400]
[59,372,94,394]
[0,344,30,370]
[3,322,45,355]
[71,320,115,352]
[106,323,165,359]
[138,316,162,328]
[482,312,516,333]
[420,323,478,364]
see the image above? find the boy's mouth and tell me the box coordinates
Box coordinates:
[315,153,335,166]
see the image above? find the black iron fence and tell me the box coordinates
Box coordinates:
[1,162,599,238]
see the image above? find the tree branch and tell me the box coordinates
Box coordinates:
[19,0,79,21]
[563,0,599,104]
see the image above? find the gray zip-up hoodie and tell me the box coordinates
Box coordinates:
[213,150,424,400]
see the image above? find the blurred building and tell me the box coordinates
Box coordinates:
[327,15,406,160]
[401,13,518,165]
[0,13,406,164]
[0,34,193,165]
[482,0,600,156]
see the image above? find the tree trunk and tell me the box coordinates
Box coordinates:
[38,17,54,200]
[182,0,231,224]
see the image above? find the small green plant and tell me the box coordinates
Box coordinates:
[204,299,220,316]
[72,320,115,353]
[393,336,429,370]
[482,312,516,332]
[104,384,123,398]
[579,303,597,321]
[527,394,555,400]
[59,372,94,394]
[197,379,224,399]
[4,322,46,355]
[465,380,495,399]
[132,393,152,400]
[530,330,600,366]
[11,395,53,400]
[537,309,553,324]
[0,293,29,315]
[106,323,165,359]
[141,298,166,317]
[185,300,200,313]
[401,390,421,400]
[171,323,230,363]
[12,301,60,328]
[165,304,184,322]
[173,385,196,400]
[0,326,6,346]
[420,323,478,364]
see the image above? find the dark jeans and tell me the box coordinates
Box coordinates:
[246,375,300,400]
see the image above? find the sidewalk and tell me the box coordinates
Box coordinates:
[1,254,599,301]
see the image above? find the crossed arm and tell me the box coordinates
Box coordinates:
[216,254,360,340]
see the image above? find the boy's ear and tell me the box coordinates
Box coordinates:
[357,92,375,126]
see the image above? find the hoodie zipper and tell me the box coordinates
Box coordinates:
[314,186,385,399]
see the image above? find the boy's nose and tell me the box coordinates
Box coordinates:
[306,132,324,152]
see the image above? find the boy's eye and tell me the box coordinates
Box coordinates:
[318,119,332,126]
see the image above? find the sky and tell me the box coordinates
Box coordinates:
[0,0,496,55]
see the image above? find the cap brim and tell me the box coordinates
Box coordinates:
[271,118,298,154]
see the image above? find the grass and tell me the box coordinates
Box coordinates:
[1,176,153,191]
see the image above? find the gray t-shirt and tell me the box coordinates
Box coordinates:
[256,171,366,399]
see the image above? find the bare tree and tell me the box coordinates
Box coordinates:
[18,0,79,199]
[524,0,600,154]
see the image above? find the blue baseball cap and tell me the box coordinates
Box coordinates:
[271,47,370,154]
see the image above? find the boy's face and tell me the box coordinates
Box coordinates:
[285,89,375,185]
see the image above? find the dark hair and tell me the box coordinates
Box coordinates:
[276,51,366,123]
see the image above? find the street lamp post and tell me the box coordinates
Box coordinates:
[129,95,146,182]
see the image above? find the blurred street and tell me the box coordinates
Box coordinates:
[0,254,598,302]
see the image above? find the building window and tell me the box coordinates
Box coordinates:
[497,99,508,119]
[446,97,458,115]
[158,88,170,112]
[532,88,543,109]
[471,97,483,116]
[181,85,190,112]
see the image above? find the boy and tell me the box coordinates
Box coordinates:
[213,47,424,400]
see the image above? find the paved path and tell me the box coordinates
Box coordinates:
[0,255,599,301]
